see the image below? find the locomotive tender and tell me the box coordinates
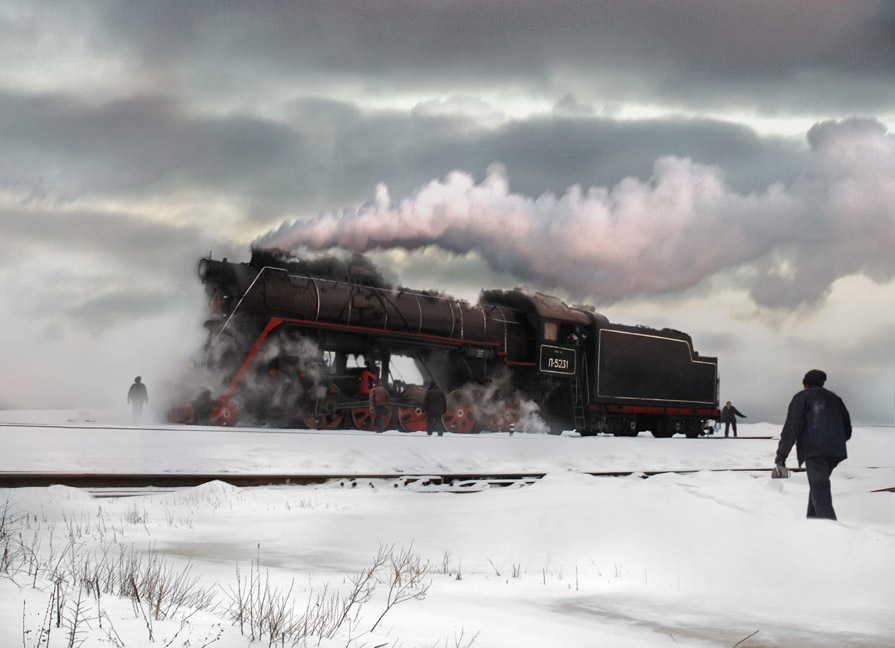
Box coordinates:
[172,251,719,436]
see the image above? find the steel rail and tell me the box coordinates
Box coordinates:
[0,467,813,490]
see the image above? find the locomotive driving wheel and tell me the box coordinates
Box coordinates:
[488,400,521,433]
[443,390,477,434]
[210,398,240,427]
[351,404,393,431]
[397,387,427,432]
[166,403,195,425]
[303,384,344,430]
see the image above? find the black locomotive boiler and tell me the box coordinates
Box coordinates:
[169,251,719,436]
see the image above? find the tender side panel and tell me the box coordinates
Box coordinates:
[597,329,717,406]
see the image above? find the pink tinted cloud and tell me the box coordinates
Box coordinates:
[255,119,895,308]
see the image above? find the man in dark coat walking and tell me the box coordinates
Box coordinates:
[127,376,149,426]
[775,369,852,520]
[720,401,747,437]
[422,381,447,436]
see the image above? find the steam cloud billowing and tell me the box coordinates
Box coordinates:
[163,331,330,426]
[255,119,895,308]
[461,369,549,434]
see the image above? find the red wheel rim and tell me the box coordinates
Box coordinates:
[304,384,344,430]
[211,399,239,427]
[443,390,477,434]
[397,387,426,432]
[304,410,344,430]
[352,405,392,431]
[489,400,521,433]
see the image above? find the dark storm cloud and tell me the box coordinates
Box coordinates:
[95,0,895,115]
[472,115,806,195]
[280,97,809,210]
[275,96,809,202]
[0,91,306,209]
[0,86,806,228]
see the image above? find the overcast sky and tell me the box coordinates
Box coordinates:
[2,0,895,425]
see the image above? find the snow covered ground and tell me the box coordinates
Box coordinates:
[1,410,894,647]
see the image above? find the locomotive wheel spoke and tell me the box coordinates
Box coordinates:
[352,405,392,431]
[397,387,427,432]
[352,406,375,431]
[304,384,344,430]
[443,390,477,434]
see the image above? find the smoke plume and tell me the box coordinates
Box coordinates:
[255,119,895,309]
[163,329,329,426]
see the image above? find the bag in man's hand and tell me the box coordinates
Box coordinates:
[771,463,790,479]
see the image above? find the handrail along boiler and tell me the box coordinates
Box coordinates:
[172,252,719,436]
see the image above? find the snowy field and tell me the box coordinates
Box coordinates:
[1,410,894,648]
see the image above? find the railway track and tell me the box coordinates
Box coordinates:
[0,468,807,497]
[0,472,546,496]
[0,472,542,489]
[4,469,893,498]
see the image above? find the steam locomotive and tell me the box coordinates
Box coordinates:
[168,251,719,436]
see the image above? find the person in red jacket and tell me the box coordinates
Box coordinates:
[775,369,852,520]
[369,379,389,433]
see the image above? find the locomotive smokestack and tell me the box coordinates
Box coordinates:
[197,258,237,285]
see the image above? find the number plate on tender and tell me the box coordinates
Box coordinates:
[539,345,576,375]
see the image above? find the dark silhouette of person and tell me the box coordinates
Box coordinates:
[719,401,746,437]
[369,379,389,433]
[127,376,149,426]
[775,369,851,520]
[422,381,447,436]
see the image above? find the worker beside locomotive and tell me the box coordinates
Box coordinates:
[170,251,719,435]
